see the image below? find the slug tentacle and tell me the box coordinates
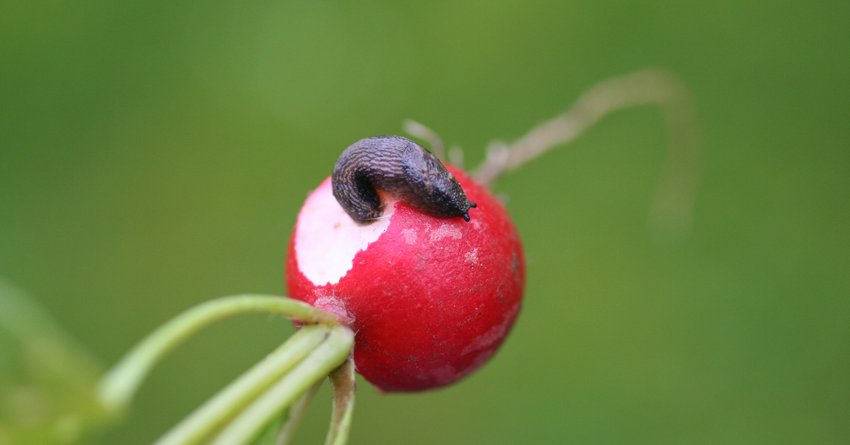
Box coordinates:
[332,136,477,224]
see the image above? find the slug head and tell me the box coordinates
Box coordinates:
[399,146,478,221]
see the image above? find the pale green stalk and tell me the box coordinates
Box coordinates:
[210,326,354,445]
[98,295,336,412]
[324,356,356,445]
[154,325,330,445]
[274,381,322,445]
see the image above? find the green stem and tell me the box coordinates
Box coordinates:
[210,326,354,445]
[274,380,322,445]
[324,356,356,445]
[154,325,331,445]
[98,295,336,412]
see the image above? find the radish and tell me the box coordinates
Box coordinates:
[286,138,525,391]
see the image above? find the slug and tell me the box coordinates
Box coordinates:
[332,135,477,224]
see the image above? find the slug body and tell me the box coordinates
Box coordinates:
[332,136,477,224]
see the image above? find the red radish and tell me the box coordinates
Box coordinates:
[286,165,524,392]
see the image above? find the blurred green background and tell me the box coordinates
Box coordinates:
[2,0,848,443]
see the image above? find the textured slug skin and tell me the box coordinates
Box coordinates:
[332,136,476,224]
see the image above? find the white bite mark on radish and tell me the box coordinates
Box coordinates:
[295,179,395,286]
[430,223,462,242]
[401,228,418,245]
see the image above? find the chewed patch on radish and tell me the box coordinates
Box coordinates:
[294,178,397,286]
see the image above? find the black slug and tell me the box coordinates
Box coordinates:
[332,135,477,224]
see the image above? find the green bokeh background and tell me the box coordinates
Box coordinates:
[2,1,848,443]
